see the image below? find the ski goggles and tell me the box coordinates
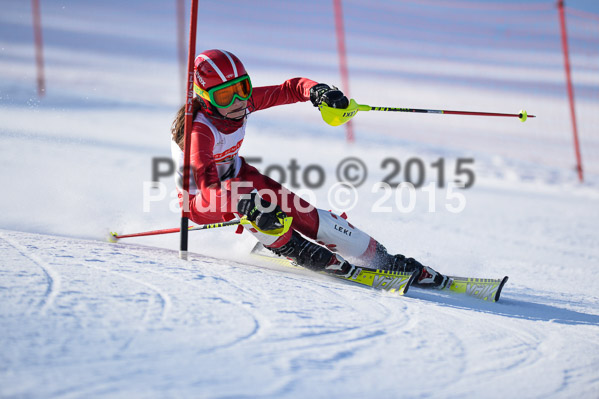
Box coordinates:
[194,75,253,108]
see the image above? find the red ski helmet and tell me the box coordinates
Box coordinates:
[194,49,252,108]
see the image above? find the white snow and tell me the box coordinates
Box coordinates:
[1,1,598,398]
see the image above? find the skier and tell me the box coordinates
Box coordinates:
[170,49,449,289]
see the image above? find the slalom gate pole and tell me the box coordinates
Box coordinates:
[557,0,583,182]
[180,0,199,260]
[32,0,45,97]
[333,0,354,143]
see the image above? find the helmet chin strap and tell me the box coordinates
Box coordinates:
[226,97,255,120]
[224,107,249,120]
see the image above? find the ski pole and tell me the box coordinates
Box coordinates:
[109,216,293,242]
[319,99,535,126]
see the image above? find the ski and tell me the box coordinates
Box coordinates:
[250,243,417,295]
[444,275,509,302]
[250,243,508,302]
[341,267,419,295]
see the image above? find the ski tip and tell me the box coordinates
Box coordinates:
[402,270,420,295]
[494,276,509,302]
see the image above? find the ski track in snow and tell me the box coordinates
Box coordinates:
[0,232,62,316]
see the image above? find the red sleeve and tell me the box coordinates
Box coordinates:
[190,121,220,191]
[250,77,318,112]
[189,121,236,213]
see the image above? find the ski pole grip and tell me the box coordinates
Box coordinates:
[319,99,362,126]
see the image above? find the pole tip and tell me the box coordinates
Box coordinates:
[179,250,189,261]
[518,109,528,122]
[108,232,119,243]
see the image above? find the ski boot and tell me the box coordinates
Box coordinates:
[367,244,451,289]
[390,254,451,289]
[268,231,355,278]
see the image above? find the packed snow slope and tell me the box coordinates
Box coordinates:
[1,0,599,398]
[1,228,599,399]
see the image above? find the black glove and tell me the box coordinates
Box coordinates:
[310,83,349,109]
[237,191,287,232]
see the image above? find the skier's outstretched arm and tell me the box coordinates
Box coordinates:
[250,78,348,112]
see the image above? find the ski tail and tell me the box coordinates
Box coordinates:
[446,275,509,302]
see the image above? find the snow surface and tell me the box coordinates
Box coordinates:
[1,0,599,398]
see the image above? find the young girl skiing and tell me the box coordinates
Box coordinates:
[170,49,449,289]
